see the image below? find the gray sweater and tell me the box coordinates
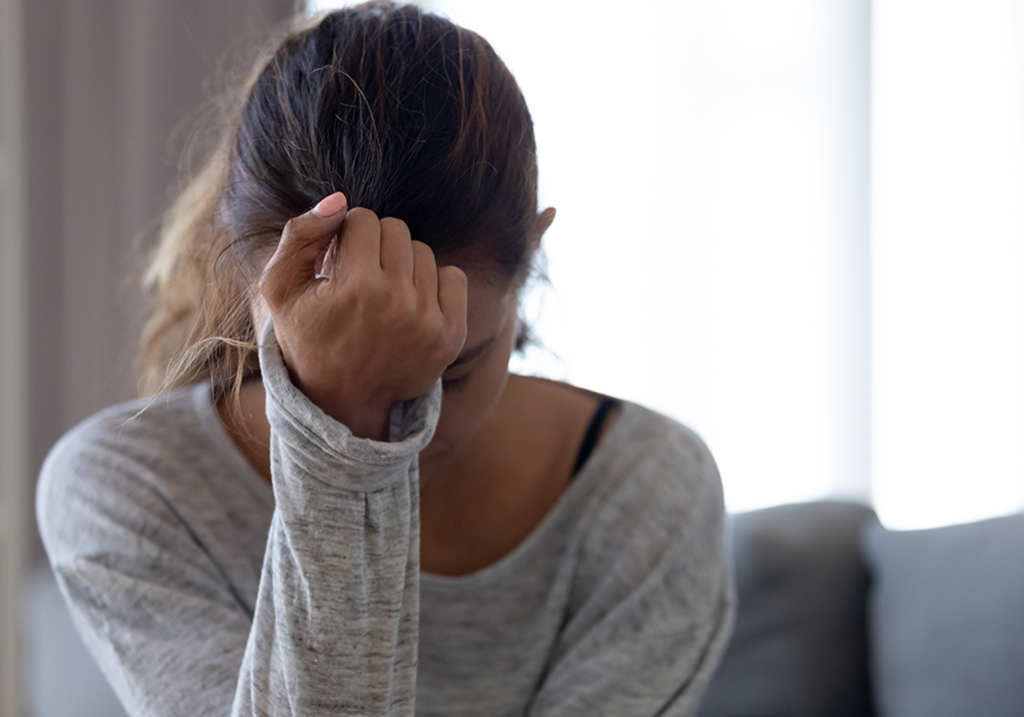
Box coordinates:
[37,325,734,717]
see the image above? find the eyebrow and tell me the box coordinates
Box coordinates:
[446,337,497,370]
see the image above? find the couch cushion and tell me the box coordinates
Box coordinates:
[698,501,878,717]
[863,512,1024,717]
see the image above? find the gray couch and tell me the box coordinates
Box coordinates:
[27,501,1024,716]
[698,501,1024,717]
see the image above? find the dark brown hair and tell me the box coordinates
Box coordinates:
[139,1,539,395]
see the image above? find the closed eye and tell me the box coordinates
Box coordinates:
[441,374,471,393]
[446,337,496,370]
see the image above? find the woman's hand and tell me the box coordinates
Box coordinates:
[260,193,468,440]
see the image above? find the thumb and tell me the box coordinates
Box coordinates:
[261,193,348,307]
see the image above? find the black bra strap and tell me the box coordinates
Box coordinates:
[571,397,620,477]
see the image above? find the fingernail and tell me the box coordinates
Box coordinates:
[313,193,346,217]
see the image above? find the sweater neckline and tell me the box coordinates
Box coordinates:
[419,400,640,590]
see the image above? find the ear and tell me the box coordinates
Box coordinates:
[530,207,556,251]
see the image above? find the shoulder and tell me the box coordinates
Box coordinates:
[550,402,733,688]
[572,401,726,582]
[584,401,723,518]
[39,383,210,495]
[37,383,231,565]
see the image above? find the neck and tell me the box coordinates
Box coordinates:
[217,378,272,483]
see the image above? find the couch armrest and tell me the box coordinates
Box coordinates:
[699,501,877,717]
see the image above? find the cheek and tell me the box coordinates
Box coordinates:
[432,357,511,452]
[423,281,520,462]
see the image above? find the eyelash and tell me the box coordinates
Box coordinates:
[441,374,470,393]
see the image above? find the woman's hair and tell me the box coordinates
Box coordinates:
[138,1,538,396]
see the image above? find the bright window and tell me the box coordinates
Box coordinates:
[310,0,1024,530]
[872,0,1024,528]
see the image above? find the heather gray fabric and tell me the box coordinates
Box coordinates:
[37,323,733,717]
[698,501,877,717]
[863,512,1024,717]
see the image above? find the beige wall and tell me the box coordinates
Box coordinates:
[22,0,298,567]
[1,0,29,711]
[3,1,295,712]
[5,1,299,709]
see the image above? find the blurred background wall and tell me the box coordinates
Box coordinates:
[340,0,1024,532]
[20,0,297,565]
[0,1,295,714]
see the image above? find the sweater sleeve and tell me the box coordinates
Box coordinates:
[527,425,736,717]
[37,318,439,717]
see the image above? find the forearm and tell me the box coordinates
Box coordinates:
[232,319,440,716]
[233,470,419,716]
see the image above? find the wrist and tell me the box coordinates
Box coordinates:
[301,384,393,441]
[333,403,392,441]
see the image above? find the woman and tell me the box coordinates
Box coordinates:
[38,3,734,715]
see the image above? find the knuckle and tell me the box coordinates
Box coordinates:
[379,231,412,261]
[281,217,299,237]
[347,206,379,224]
[390,283,418,318]
[449,329,468,357]
[411,240,435,261]
[434,336,461,367]
[424,310,445,335]
[349,270,382,300]
[439,265,468,287]
[380,216,411,239]
[281,216,315,246]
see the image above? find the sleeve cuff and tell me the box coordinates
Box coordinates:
[258,315,442,491]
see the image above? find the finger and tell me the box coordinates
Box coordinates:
[379,217,414,279]
[336,207,383,276]
[411,240,438,305]
[261,193,347,305]
[437,265,468,351]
